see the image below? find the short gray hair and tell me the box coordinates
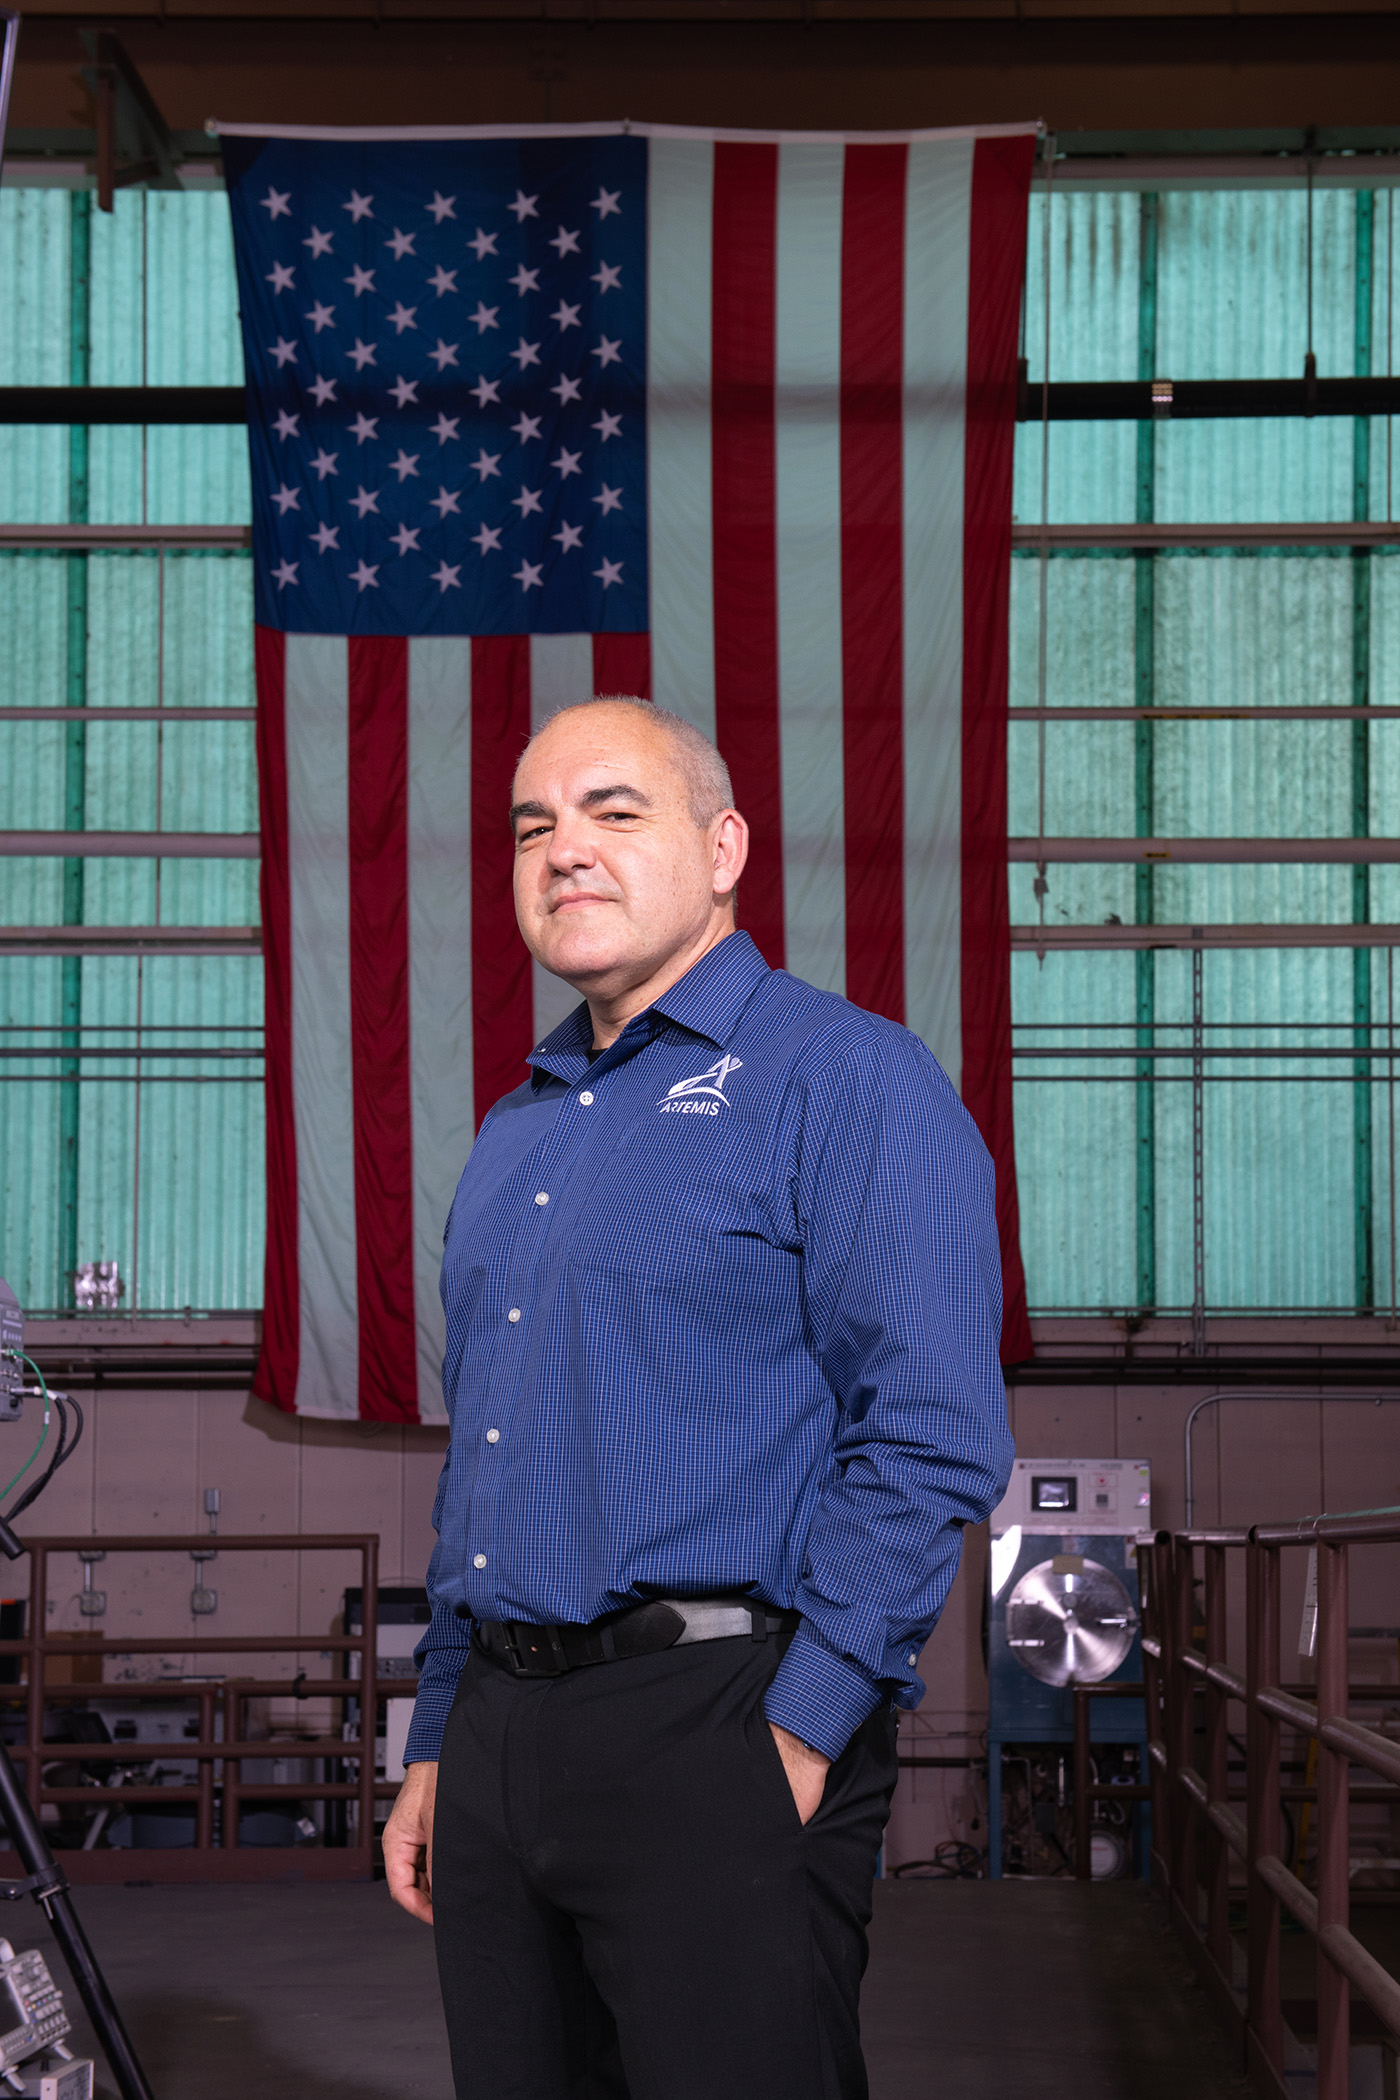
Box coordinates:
[528,694,735,827]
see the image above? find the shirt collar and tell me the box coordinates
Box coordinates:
[527,930,770,1088]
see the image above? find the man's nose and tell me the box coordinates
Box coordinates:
[545,816,598,871]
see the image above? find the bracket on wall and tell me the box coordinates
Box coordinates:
[78,31,180,213]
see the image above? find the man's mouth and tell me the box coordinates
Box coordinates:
[549,891,617,914]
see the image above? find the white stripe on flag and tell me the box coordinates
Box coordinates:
[527,634,593,1044]
[407,638,475,1424]
[901,138,972,1086]
[285,634,359,1418]
[775,141,847,998]
[647,135,717,742]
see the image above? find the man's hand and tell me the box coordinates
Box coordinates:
[769,1723,831,1826]
[383,1760,438,1923]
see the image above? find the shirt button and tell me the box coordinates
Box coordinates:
[578,1091,594,1106]
[473,1553,487,1569]
[907,1652,918,1666]
[534,1191,550,1206]
[486,1429,500,1445]
[507,1308,521,1323]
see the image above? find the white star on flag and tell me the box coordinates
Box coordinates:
[554,522,584,551]
[344,191,374,222]
[388,376,419,408]
[266,261,295,292]
[472,523,502,554]
[428,339,460,371]
[431,486,463,517]
[272,558,299,586]
[510,265,540,295]
[269,338,298,369]
[514,560,544,590]
[510,338,542,370]
[594,558,624,588]
[593,410,622,440]
[274,409,300,440]
[427,192,457,224]
[549,227,582,257]
[594,484,622,514]
[391,524,421,554]
[591,262,622,293]
[513,487,544,517]
[387,302,418,335]
[271,483,301,514]
[431,414,460,444]
[432,561,462,592]
[308,374,338,406]
[310,522,340,553]
[468,229,498,260]
[553,448,582,478]
[389,450,420,481]
[508,191,539,221]
[512,413,543,442]
[345,264,376,296]
[306,302,336,334]
[472,450,502,481]
[470,377,501,407]
[347,340,377,371]
[304,227,334,258]
[310,448,339,480]
[428,265,458,297]
[349,413,379,444]
[551,301,582,331]
[470,303,500,335]
[591,187,622,218]
[350,559,379,590]
[593,336,622,367]
[350,486,380,518]
[551,375,583,404]
[262,187,292,219]
[386,228,417,260]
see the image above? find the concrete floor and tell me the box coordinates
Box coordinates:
[14,1876,1250,2100]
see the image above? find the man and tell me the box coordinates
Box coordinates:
[384,695,1012,2100]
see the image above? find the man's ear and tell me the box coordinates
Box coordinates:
[712,809,748,901]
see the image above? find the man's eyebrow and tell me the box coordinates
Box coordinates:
[580,783,651,809]
[509,799,551,826]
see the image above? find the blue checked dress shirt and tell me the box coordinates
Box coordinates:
[405,929,1013,1765]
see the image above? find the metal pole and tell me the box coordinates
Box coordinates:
[58,190,92,1312]
[0,13,20,172]
[1134,191,1160,1315]
[1203,1542,1231,1977]
[1315,1539,1351,2100]
[1191,944,1206,1355]
[1355,189,1376,1312]
[1246,1536,1284,2077]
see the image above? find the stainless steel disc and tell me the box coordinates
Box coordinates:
[1004,1556,1138,1687]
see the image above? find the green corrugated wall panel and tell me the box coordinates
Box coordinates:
[0,192,70,525]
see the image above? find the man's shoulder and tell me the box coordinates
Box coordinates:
[746,971,952,1092]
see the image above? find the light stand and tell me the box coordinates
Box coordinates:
[0,1512,155,2100]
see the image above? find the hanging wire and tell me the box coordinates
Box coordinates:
[1388,187,1394,524]
[1035,131,1055,949]
[1305,146,1316,388]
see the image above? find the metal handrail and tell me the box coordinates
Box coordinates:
[1096,1516,1400,2100]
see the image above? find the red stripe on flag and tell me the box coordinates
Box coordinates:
[347,636,420,1423]
[592,631,652,699]
[962,134,1035,1366]
[840,143,908,1022]
[252,625,299,1414]
[471,635,534,1128]
[712,142,785,968]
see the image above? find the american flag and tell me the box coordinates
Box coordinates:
[219,120,1037,1423]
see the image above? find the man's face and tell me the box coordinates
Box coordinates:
[511,705,740,993]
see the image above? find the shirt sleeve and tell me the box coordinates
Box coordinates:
[762,1026,1014,1763]
[402,1462,474,1765]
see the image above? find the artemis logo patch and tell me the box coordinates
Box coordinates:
[658,1053,743,1115]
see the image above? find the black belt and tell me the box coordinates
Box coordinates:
[475,1597,798,1679]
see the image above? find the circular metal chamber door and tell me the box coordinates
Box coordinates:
[1004,1557,1139,1687]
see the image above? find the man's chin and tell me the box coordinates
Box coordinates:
[534,934,633,986]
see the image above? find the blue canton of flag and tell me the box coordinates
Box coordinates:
[222,135,647,635]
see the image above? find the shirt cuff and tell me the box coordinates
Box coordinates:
[401,1665,464,1765]
[762,1622,883,1763]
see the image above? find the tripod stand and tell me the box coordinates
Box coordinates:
[0,1512,154,2100]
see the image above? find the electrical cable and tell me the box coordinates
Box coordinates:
[0,1356,50,1503]
[8,1391,83,1523]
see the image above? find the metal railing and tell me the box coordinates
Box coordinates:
[1074,1514,1400,2098]
[0,1534,417,1881]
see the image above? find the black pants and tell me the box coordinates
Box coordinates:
[431,1632,898,2100]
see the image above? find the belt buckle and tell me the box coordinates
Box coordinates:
[502,1621,569,1677]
